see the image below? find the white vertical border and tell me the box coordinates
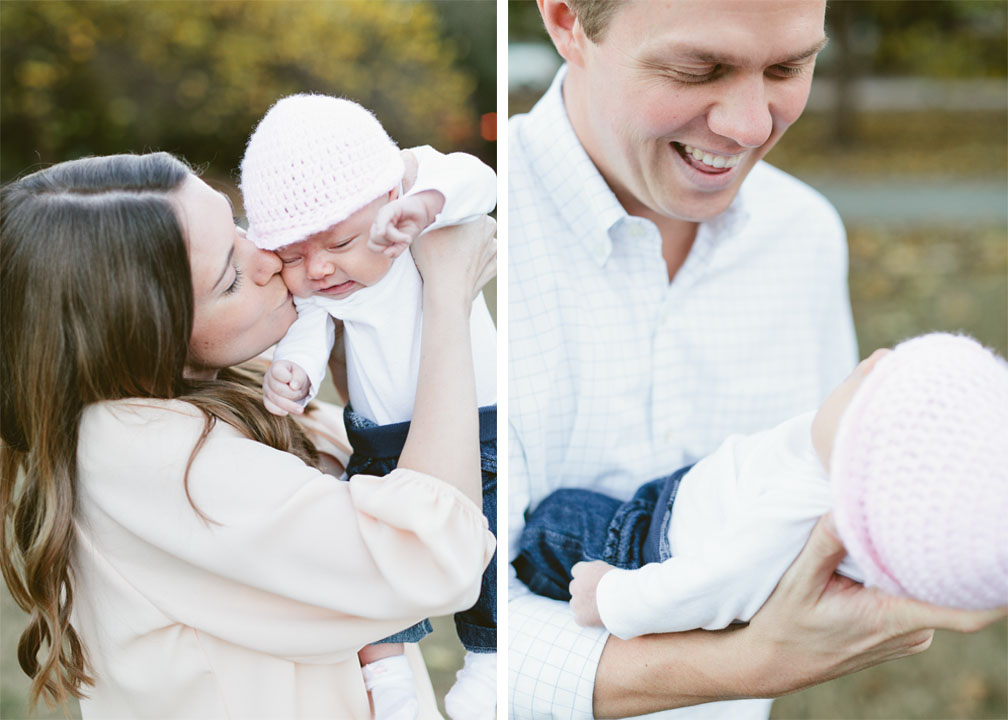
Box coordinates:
[495,0,509,717]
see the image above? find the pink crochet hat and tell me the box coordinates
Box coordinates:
[831,333,1008,610]
[240,94,404,251]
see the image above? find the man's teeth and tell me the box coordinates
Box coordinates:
[682,144,740,169]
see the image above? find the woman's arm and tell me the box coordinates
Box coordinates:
[396,217,496,507]
[591,514,1007,718]
[77,401,494,662]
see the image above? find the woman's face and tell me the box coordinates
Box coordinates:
[173,174,297,378]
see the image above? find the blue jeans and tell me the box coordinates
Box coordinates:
[513,466,691,601]
[344,405,497,653]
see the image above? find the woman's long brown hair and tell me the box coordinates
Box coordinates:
[0,153,316,708]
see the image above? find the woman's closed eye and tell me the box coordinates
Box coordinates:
[223,266,243,295]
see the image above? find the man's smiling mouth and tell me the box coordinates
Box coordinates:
[673,143,742,172]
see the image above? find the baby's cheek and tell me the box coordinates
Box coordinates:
[360,251,396,286]
[280,265,311,298]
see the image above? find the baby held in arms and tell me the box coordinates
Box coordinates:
[240,95,498,720]
[515,333,1008,639]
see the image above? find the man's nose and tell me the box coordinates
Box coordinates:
[707,73,774,149]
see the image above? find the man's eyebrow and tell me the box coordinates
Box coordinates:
[780,37,830,64]
[654,37,830,67]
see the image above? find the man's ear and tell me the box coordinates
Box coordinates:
[537,0,588,67]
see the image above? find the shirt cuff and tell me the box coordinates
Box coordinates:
[508,576,607,720]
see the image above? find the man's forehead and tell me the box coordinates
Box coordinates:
[609,0,827,56]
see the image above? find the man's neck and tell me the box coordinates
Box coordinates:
[562,71,698,283]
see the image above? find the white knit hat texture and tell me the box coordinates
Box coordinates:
[240,94,404,251]
[831,333,1008,610]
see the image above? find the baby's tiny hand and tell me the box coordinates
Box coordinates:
[368,195,435,258]
[569,560,616,628]
[263,360,310,416]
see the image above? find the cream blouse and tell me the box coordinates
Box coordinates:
[70,399,494,719]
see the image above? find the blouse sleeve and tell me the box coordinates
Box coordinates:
[406,144,497,230]
[75,401,495,663]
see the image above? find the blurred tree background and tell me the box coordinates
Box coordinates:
[0,2,494,719]
[0,0,496,183]
[510,1,1007,719]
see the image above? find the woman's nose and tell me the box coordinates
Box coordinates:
[236,227,283,285]
[248,245,284,286]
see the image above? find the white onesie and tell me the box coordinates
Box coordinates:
[272,146,497,425]
[595,412,864,639]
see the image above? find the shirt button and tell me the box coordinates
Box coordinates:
[664,429,678,444]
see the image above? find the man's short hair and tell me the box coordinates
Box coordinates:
[568,0,623,43]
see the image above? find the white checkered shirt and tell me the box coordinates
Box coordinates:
[508,66,858,720]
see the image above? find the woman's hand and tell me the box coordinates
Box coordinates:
[741,513,1008,697]
[410,216,497,306]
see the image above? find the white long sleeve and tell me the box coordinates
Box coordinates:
[409,144,498,229]
[597,414,864,639]
[272,297,335,405]
[508,424,604,720]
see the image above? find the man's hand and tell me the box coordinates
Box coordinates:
[262,359,310,416]
[743,512,1008,696]
[570,560,617,627]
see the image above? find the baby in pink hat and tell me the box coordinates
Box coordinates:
[515,333,1008,640]
[240,94,498,720]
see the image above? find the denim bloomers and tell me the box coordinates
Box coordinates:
[344,405,497,653]
[513,465,692,601]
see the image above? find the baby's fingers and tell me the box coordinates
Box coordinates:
[263,389,305,416]
[289,364,309,390]
[269,362,293,384]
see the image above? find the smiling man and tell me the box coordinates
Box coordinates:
[508,2,955,719]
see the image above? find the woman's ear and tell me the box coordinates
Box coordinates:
[538,0,589,67]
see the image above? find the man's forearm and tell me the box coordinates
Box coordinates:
[592,626,757,718]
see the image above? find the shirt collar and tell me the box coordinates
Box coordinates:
[521,65,626,266]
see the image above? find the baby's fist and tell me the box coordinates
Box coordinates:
[569,560,615,628]
[262,360,310,416]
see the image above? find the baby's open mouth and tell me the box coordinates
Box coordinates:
[673,143,741,172]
